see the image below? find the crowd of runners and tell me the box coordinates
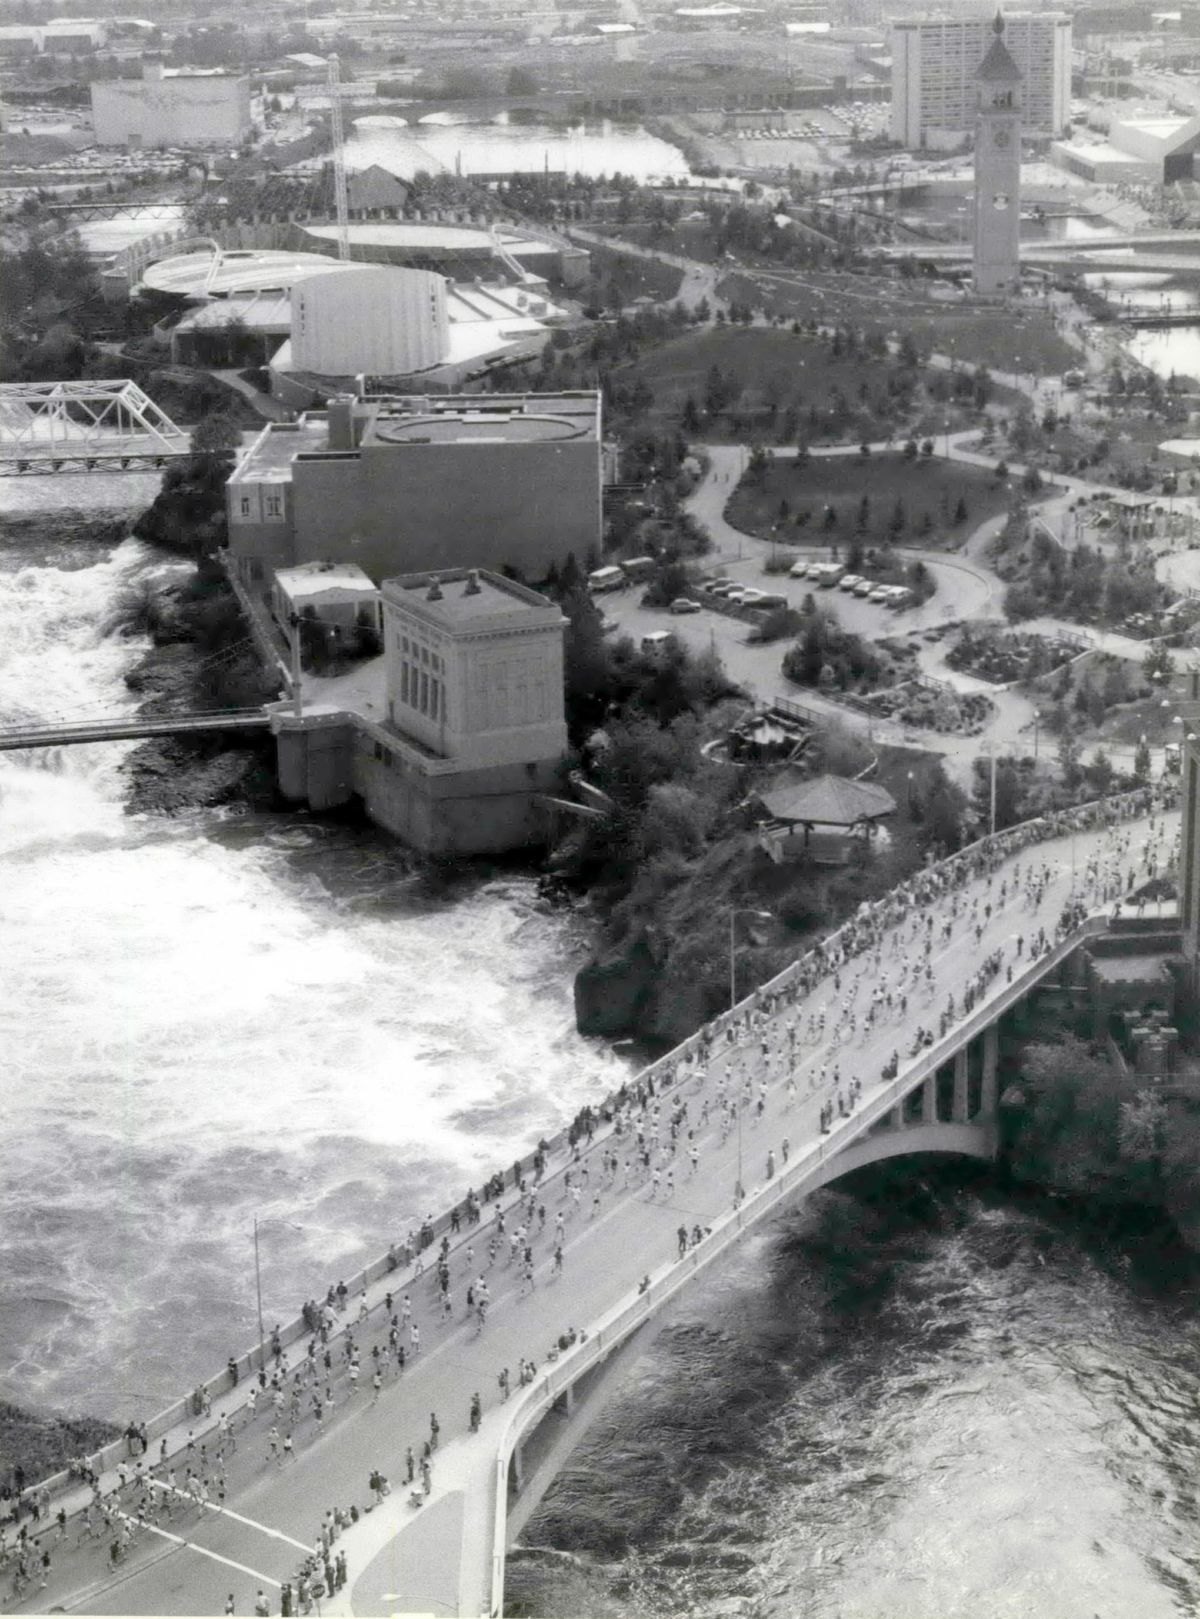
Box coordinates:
[0,780,1179,1612]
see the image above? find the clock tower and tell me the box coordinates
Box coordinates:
[972,12,1023,297]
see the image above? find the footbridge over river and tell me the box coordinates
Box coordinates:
[0,380,190,474]
[33,794,1179,1619]
[0,709,270,751]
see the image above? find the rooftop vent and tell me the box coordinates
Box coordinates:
[426,577,443,602]
[464,570,481,596]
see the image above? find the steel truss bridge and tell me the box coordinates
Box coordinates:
[0,379,191,474]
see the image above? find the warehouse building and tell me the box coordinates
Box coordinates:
[91,61,251,148]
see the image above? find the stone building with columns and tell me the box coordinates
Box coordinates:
[270,568,568,855]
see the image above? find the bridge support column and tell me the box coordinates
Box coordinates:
[511,1440,525,1494]
[980,1025,999,1115]
[953,1047,969,1124]
[923,1073,938,1125]
[887,1104,906,1130]
[553,1386,576,1417]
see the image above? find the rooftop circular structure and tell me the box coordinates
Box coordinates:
[139,248,353,302]
[302,222,556,259]
[372,412,586,444]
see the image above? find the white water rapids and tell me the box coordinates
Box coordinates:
[0,478,622,1422]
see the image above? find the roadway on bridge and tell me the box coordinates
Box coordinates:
[28,808,1176,1619]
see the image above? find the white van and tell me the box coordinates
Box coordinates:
[640,630,675,657]
[588,566,626,594]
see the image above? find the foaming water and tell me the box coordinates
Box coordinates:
[0,505,623,1419]
[511,1170,1200,1619]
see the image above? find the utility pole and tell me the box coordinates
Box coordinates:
[288,612,302,720]
[253,1215,264,1371]
[327,54,350,262]
[990,748,997,837]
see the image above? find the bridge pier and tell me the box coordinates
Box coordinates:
[981,1024,999,1115]
[923,1072,938,1124]
[953,1047,969,1124]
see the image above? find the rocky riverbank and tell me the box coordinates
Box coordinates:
[114,572,282,817]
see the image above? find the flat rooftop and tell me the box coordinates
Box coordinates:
[383,568,563,630]
[368,410,588,445]
[229,417,329,483]
[275,561,377,597]
[362,393,599,445]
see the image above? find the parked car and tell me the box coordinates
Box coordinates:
[669,597,702,614]
[853,580,875,597]
[789,560,816,579]
[838,574,863,592]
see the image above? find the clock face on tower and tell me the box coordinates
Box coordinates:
[993,127,1011,148]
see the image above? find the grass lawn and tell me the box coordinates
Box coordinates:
[726,451,1017,550]
[898,309,1080,376]
[582,240,685,306]
[713,272,1080,377]
[611,324,981,442]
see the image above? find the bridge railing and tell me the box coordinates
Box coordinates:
[24,785,1173,1516]
[624,782,1171,1105]
[486,909,1115,1615]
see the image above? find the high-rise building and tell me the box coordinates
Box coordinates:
[890,11,1070,148]
[973,13,1022,296]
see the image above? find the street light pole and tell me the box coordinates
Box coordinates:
[728,906,771,1205]
[990,746,997,837]
[253,1214,265,1371]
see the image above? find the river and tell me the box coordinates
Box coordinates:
[0,478,622,1424]
[510,1161,1200,1619]
[5,483,1200,1615]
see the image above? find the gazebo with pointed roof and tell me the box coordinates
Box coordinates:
[755,772,896,862]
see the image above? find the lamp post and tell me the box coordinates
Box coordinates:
[253,1215,304,1371]
[728,906,772,1203]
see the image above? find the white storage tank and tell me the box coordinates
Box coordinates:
[291,265,450,377]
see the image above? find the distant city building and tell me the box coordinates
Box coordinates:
[1052,110,1200,185]
[0,24,45,53]
[227,391,603,587]
[90,62,251,148]
[42,16,107,49]
[890,11,1070,148]
[973,13,1022,296]
[271,567,569,854]
[0,17,106,51]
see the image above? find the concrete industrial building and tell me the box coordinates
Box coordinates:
[270,567,568,853]
[90,62,251,148]
[227,391,603,587]
[973,13,1023,296]
[1051,110,1200,184]
[890,11,1070,148]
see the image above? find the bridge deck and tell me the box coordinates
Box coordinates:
[0,712,270,751]
[34,807,1176,1619]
